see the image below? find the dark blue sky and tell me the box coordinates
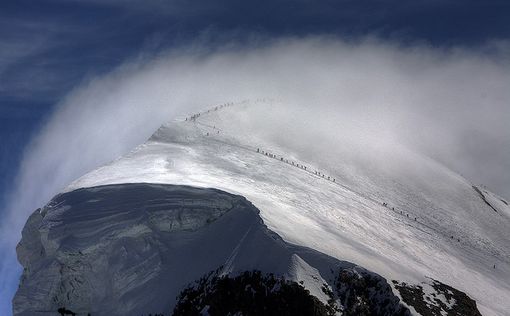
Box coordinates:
[1,0,510,208]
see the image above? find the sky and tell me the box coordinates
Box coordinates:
[1,1,510,315]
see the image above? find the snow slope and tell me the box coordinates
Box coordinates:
[21,100,510,315]
[473,185,510,220]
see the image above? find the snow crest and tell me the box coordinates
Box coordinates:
[18,100,509,315]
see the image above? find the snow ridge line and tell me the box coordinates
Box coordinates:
[221,225,253,277]
[184,98,277,122]
[188,101,468,249]
[472,185,499,214]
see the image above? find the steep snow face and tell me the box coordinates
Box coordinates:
[64,100,509,315]
[287,254,331,305]
[15,183,408,316]
[473,185,510,220]
[15,184,251,315]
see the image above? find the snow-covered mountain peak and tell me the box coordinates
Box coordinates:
[16,99,510,315]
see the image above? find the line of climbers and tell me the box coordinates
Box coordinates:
[184,98,278,123]
[184,100,247,122]
[381,202,469,246]
[185,103,496,270]
[256,148,336,183]
[381,202,418,222]
[185,102,235,122]
[256,147,472,248]
[205,130,220,136]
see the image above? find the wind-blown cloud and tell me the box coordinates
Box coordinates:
[1,36,510,315]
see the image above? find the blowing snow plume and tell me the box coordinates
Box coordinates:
[1,37,510,315]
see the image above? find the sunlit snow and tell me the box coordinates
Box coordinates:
[67,100,510,315]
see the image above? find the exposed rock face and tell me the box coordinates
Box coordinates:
[393,279,482,316]
[172,266,411,316]
[173,270,337,316]
[334,267,408,316]
[14,183,481,316]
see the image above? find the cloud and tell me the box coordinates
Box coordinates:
[1,36,510,314]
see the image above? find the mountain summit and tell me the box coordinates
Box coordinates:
[15,100,509,315]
